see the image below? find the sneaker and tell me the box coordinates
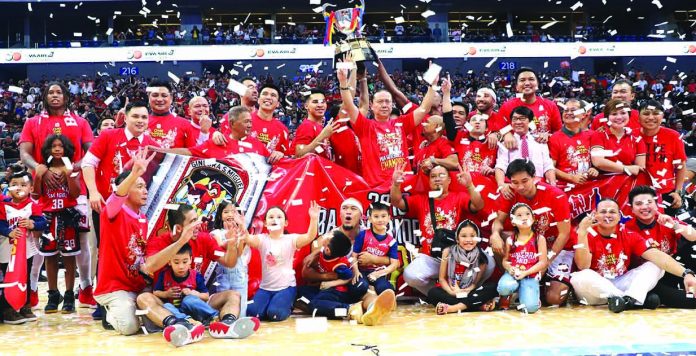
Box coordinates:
[78,286,97,309]
[642,293,661,310]
[348,302,363,324]
[62,290,76,314]
[30,289,39,309]
[209,315,260,339]
[44,290,63,314]
[163,319,206,347]
[92,304,104,320]
[19,307,37,322]
[361,290,395,326]
[608,296,627,313]
[2,309,27,325]
[498,295,512,310]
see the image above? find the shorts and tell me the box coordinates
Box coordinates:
[75,195,90,232]
[40,208,81,257]
[686,158,696,174]
[545,250,574,284]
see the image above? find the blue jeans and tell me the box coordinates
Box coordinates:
[362,270,394,295]
[163,295,219,321]
[497,273,540,313]
[247,286,296,322]
[308,288,353,319]
[215,262,249,317]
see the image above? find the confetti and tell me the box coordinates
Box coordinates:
[167,71,180,84]
[570,1,583,11]
[421,10,435,18]
[8,85,23,94]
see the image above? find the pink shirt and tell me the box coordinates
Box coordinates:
[257,233,299,291]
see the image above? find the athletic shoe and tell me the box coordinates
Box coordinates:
[30,289,39,309]
[92,304,104,320]
[62,290,76,314]
[2,309,27,325]
[361,290,395,326]
[348,302,363,323]
[209,316,260,339]
[163,319,206,347]
[78,286,97,309]
[608,296,627,313]
[498,295,512,310]
[642,293,661,310]
[19,307,37,322]
[44,290,63,314]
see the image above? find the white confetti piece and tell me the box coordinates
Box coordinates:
[8,85,23,94]
[167,71,180,84]
[295,317,328,333]
[485,57,498,68]
[421,10,435,18]
[505,23,513,38]
[291,199,303,206]
[395,16,405,24]
[135,309,149,316]
[570,1,583,11]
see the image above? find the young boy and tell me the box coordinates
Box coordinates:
[307,230,363,319]
[353,202,400,295]
[154,243,219,325]
[0,171,47,324]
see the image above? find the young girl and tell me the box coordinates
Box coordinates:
[33,135,82,313]
[241,202,320,321]
[497,203,548,314]
[210,200,251,317]
[428,220,497,314]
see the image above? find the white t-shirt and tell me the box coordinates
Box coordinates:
[257,233,298,291]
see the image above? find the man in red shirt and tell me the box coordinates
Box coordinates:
[155,106,279,163]
[468,88,506,149]
[187,96,215,146]
[498,68,562,149]
[218,77,258,134]
[490,159,572,306]
[591,79,641,132]
[19,81,97,309]
[337,63,432,187]
[391,165,486,296]
[549,98,598,186]
[290,89,339,159]
[249,84,289,154]
[624,186,696,309]
[137,204,259,345]
[638,100,687,212]
[146,80,197,149]
[571,198,696,313]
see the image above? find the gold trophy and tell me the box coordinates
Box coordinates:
[324,0,377,68]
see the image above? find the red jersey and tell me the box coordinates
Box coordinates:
[290,119,331,159]
[39,183,77,212]
[414,137,456,168]
[329,122,362,175]
[587,225,650,279]
[86,129,160,199]
[147,113,197,149]
[146,231,224,283]
[188,135,269,159]
[589,129,646,166]
[352,112,415,187]
[625,219,679,255]
[498,96,562,135]
[641,127,687,193]
[19,111,94,164]
[405,191,472,255]
[250,111,290,154]
[508,234,539,275]
[455,135,497,172]
[359,229,395,271]
[549,129,594,176]
[496,182,572,250]
[316,253,350,292]
[95,195,148,296]
[592,109,641,132]
[0,198,43,257]
[160,269,198,305]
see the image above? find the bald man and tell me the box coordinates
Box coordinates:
[187,96,215,145]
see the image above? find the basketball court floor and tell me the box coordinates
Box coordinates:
[2,275,696,355]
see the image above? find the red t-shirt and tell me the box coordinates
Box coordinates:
[414,137,456,168]
[591,109,641,132]
[250,111,290,154]
[87,129,160,199]
[498,96,562,135]
[19,111,94,164]
[329,121,362,175]
[549,129,594,176]
[188,135,269,159]
[404,191,472,255]
[352,112,415,187]
[95,195,148,296]
[496,182,572,250]
[290,119,331,159]
[455,135,497,172]
[147,113,197,149]
[587,225,650,278]
[625,219,680,255]
[641,127,687,193]
[590,129,647,166]
[145,231,225,281]
[189,120,216,145]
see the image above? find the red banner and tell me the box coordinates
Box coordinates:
[3,228,28,311]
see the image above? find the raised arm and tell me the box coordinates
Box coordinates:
[389,163,408,211]
[376,58,409,109]
[295,201,320,249]
[337,66,359,125]
[574,213,595,270]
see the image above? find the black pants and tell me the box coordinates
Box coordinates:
[651,239,696,309]
[0,256,34,311]
[427,283,498,310]
[92,210,101,248]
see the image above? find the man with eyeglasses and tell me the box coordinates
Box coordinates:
[549,98,599,186]
[591,79,641,132]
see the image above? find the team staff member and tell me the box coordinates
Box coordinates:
[590,99,646,176]
[549,98,598,186]
[591,79,641,132]
[145,80,197,149]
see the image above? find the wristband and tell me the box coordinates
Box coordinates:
[339,87,352,91]
[683,268,695,278]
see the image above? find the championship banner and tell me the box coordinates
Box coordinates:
[1,228,28,311]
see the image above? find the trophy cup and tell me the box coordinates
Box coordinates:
[324,0,377,68]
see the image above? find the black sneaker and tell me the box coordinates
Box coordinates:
[642,293,661,310]
[92,304,104,320]
[2,309,27,325]
[45,290,63,314]
[61,290,76,314]
[607,296,627,313]
[101,306,114,330]
[19,307,37,322]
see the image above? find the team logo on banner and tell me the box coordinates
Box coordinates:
[172,159,246,219]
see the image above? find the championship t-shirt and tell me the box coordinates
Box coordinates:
[625,219,680,256]
[404,191,472,255]
[455,135,497,172]
[586,225,650,279]
[641,127,687,193]
[188,135,270,159]
[146,231,225,283]
[549,129,594,176]
[147,113,197,149]
[498,96,562,135]
[19,111,94,164]
[250,111,290,154]
[414,137,456,168]
[589,129,646,166]
[290,119,331,159]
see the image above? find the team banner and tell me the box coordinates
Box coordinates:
[1,228,28,311]
[143,153,651,294]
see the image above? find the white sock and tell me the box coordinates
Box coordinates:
[30,254,44,292]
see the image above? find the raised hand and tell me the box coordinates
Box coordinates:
[456,164,472,187]
[392,162,407,185]
[308,201,321,220]
[131,147,156,177]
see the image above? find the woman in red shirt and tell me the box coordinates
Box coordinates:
[590,99,646,176]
